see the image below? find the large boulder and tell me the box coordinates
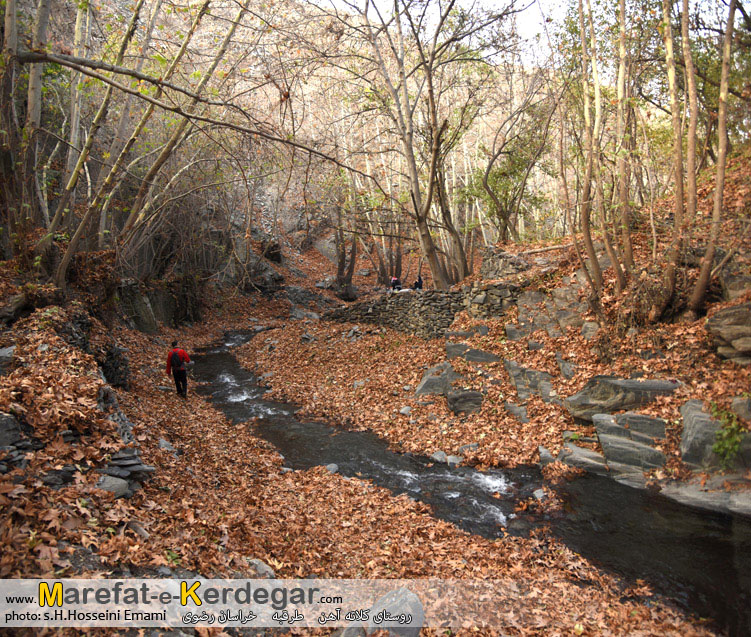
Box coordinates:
[706,303,751,365]
[680,400,722,469]
[677,400,751,470]
[564,376,680,421]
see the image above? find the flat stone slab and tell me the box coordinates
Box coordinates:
[447,390,484,415]
[557,443,609,476]
[416,362,461,396]
[660,480,751,518]
[593,413,666,445]
[504,360,554,402]
[564,376,680,421]
[504,401,529,423]
[598,433,666,470]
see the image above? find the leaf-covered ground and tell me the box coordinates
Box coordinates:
[0,294,720,636]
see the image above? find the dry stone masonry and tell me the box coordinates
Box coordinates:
[325,290,465,339]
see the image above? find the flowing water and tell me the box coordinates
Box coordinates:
[194,332,751,635]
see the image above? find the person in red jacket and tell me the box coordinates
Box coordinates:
[166,341,191,397]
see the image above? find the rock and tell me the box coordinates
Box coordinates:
[447,390,483,415]
[158,438,177,454]
[446,455,463,467]
[731,396,751,423]
[365,587,424,637]
[0,412,23,447]
[101,343,130,389]
[538,446,555,465]
[473,325,490,336]
[680,400,722,469]
[504,401,529,423]
[464,348,500,363]
[593,413,665,445]
[706,303,751,364]
[301,332,316,343]
[533,488,546,501]
[415,362,461,396]
[564,376,680,421]
[528,340,544,351]
[446,343,469,359]
[356,269,371,277]
[556,353,576,379]
[247,558,275,579]
[458,442,479,454]
[597,431,666,470]
[292,307,321,321]
[430,451,448,463]
[353,380,366,389]
[0,345,15,374]
[505,324,526,341]
[96,476,130,498]
[504,360,554,403]
[557,443,609,476]
[399,406,412,416]
[581,321,600,340]
[325,463,339,474]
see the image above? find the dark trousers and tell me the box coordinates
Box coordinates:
[173,369,188,396]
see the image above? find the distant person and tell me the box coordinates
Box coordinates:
[166,340,191,398]
[390,276,402,291]
[412,275,423,290]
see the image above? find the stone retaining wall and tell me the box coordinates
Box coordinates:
[325,290,465,339]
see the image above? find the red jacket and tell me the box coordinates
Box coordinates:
[166,348,190,375]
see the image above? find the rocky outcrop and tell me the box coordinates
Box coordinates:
[706,303,751,365]
[326,290,465,339]
[564,376,681,421]
[593,414,666,471]
[679,400,751,470]
[504,360,555,403]
[446,343,500,363]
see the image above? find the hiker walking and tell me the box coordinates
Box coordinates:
[166,340,191,397]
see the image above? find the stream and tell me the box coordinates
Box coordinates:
[194,332,751,636]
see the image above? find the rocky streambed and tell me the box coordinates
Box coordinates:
[195,331,751,636]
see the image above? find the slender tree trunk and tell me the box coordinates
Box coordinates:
[616,0,634,270]
[121,0,245,239]
[94,0,209,248]
[681,0,699,232]
[578,0,602,290]
[687,0,736,314]
[48,0,147,285]
[20,0,50,225]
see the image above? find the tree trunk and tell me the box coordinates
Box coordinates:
[49,0,147,286]
[687,0,736,314]
[651,0,685,321]
[616,0,634,270]
[578,0,602,290]
[121,0,246,239]
[681,0,699,232]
